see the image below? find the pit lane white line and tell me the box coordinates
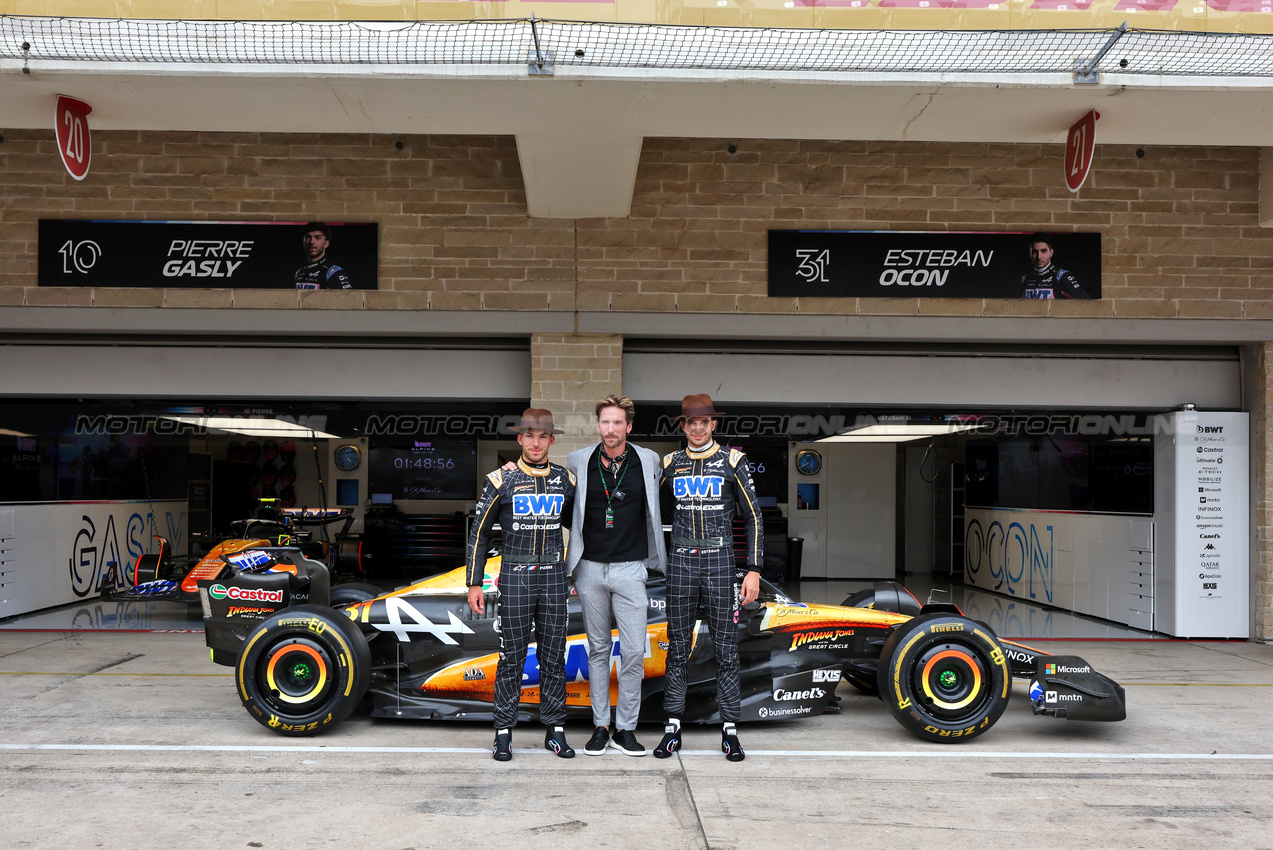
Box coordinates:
[4,743,1273,760]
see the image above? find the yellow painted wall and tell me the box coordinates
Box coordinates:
[3,0,1273,34]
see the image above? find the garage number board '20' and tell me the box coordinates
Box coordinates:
[55,96,93,181]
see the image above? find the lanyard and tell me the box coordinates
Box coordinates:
[597,449,629,529]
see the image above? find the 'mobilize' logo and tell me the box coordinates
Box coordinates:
[209,584,284,603]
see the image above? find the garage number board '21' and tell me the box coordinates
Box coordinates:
[1065,110,1099,193]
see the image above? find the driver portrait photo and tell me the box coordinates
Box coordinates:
[1019,234,1092,300]
[294,221,353,290]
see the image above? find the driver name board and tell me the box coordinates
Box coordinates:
[39,220,378,290]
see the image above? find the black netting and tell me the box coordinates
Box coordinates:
[3,16,1273,76]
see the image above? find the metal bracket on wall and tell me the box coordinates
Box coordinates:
[1074,22,1128,85]
[528,15,554,76]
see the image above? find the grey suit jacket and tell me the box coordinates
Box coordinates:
[565,441,667,576]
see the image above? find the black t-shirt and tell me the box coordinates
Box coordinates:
[582,444,649,563]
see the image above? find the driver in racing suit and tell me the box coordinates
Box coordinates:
[654,394,763,762]
[1019,236,1091,300]
[294,222,353,290]
[467,408,576,762]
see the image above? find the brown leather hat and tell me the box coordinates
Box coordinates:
[512,408,564,435]
[678,393,724,421]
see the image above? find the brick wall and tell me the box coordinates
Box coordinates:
[0,130,574,310]
[2,130,1270,317]
[530,333,622,457]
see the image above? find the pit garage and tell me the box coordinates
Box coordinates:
[0,335,1250,640]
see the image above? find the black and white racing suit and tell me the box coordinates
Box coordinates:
[660,442,762,723]
[294,258,352,290]
[467,459,576,729]
[1020,264,1090,299]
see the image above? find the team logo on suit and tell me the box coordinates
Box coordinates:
[673,476,724,498]
[512,493,565,516]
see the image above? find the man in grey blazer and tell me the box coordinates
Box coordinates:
[566,394,668,756]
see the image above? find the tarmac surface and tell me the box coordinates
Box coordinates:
[2,630,1272,850]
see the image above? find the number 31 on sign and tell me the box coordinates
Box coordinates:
[1064,109,1099,193]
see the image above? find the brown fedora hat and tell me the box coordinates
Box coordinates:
[678,393,724,421]
[512,407,564,435]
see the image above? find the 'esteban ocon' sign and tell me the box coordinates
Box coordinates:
[768,230,1101,299]
[38,220,378,289]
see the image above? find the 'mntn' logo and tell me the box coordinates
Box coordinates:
[673,476,724,498]
[512,493,564,516]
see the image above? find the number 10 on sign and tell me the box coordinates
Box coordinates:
[1064,110,1099,193]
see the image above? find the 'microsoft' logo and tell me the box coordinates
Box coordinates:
[209,584,283,603]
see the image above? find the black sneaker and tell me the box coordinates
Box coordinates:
[721,727,745,762]
[492,730,512,762]
[653,724,682,759]
[583,726,609,756]
[544,726,575,759]
[609,729,647,757]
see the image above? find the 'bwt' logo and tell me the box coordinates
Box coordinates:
[512,493,564,516]
[674,476,724,498]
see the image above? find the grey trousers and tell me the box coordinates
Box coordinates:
[573,559,649,730]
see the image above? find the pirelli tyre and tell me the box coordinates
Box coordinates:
[236,605,372,736]
[876,613,1011,743]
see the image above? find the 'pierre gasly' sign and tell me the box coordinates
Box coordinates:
[38,219,378,290]
[768,230,1101,300]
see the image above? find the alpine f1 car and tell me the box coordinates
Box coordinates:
[102,506,358,604]
[202,556,1126,743]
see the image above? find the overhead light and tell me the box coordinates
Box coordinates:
[163,416,339,439]
[817,423,978,443]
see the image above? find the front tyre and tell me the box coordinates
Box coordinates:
[876,613,1010,743]
[236,604,371,736]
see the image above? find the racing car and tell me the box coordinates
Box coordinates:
[201,554,1126,744]
[101,505,359,604]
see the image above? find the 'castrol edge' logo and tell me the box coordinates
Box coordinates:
[209,584,283,603]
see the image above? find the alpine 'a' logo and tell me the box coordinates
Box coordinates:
[373,596,475,644]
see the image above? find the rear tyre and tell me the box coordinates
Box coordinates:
[876,613,1010,743]
[330,582,384,607]
[236,605,371,736]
